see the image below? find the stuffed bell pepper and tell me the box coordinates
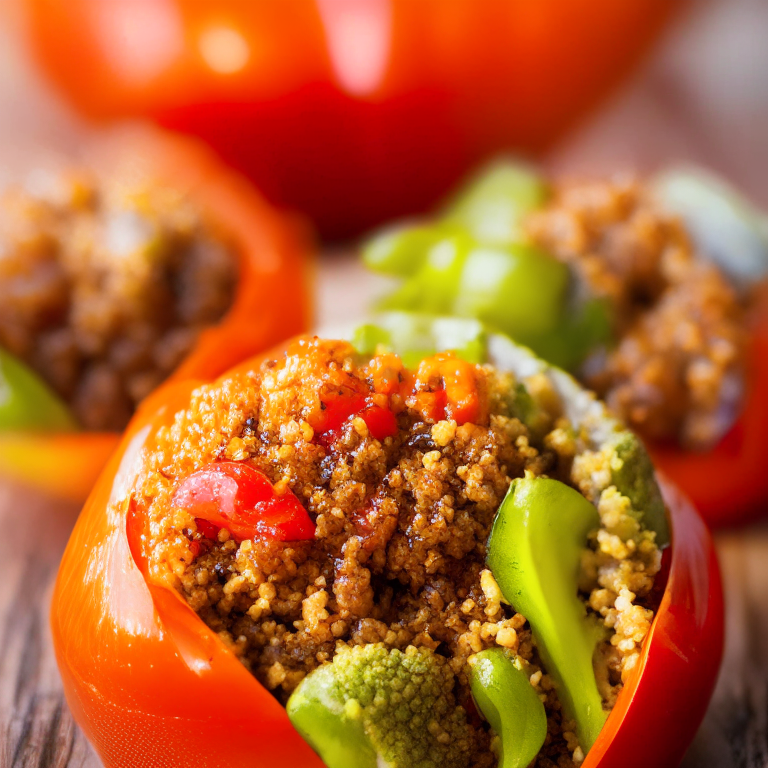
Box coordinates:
[0,128,311,500]
[52,322,722,768]
[363,162,768,525]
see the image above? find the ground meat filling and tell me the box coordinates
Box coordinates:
[139,338,661,768]
[526,177,747,449]
[0,169,238,430]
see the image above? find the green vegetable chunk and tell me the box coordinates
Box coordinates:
[352,312,486,369]
[608,433,670,547]
[287,644,475,768]
[363,222,461,277]
[469,649,547,768]
[487,476,607,752]
[0,347,78,432]
[453,242,569,341]
[443,159,549,243]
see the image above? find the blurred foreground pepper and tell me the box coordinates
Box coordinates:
[0,130,312,501]
[23,0,679,237]
[364,163,768,526]
[52,330,722,768]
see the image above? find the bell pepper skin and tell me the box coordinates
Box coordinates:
[52,332,723,768]
[0,129,312,502]
[52,368,324,768]
[468,649,547,768]
[24,0,679,238]
[0,432,120,502]
[582,477,723,768]
[365,227,611,371]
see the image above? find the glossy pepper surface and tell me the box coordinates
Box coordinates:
[24,0,679,237]
[52,333,722,768]
[0,129,312,501]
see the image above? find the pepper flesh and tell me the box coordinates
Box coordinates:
[51,337,723,768]
[353,312,486,369]
[0,129,312,501]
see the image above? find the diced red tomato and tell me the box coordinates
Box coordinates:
[358,405,398,441]
[410,353,481,425]
[173,461,315,542]
[315,394,397,447]
[195,518,221,540]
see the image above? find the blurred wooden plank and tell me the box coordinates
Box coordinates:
[682,527,768,768]
[0,482,100,768]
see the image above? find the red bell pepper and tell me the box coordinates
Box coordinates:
[52,339,723,768]
[23,0,680,237]
[0,129,312,502]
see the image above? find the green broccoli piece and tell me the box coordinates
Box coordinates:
[608,432,670,547]
[287,644,476,768]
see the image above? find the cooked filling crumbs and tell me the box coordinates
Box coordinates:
[527,177,747,449]
[0,169,238,430]
[138,338,661,768]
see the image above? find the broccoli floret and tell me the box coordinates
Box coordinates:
[287,644,476,768]
[608,432,670,547]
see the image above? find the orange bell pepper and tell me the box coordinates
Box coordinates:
[52,338,723,768]
[0,129,312,502]
[650,288,768,527]
[23,0,680,237]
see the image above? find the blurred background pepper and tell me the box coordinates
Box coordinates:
[20,0,680,239]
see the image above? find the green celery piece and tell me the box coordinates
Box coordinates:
[487,476,607,752]
[0,347,78,432]
[376,231,472,315]
[352,312,486,369]
[443,159,549,244]
[469,649,547,768]
[453,243,569,340]
[527,296,613,371]
[363,222,463,277]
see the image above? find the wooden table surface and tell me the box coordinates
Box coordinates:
[1,0,767,764]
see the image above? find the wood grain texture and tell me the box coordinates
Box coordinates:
[682,526,768,768]
[0,482,99,768]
